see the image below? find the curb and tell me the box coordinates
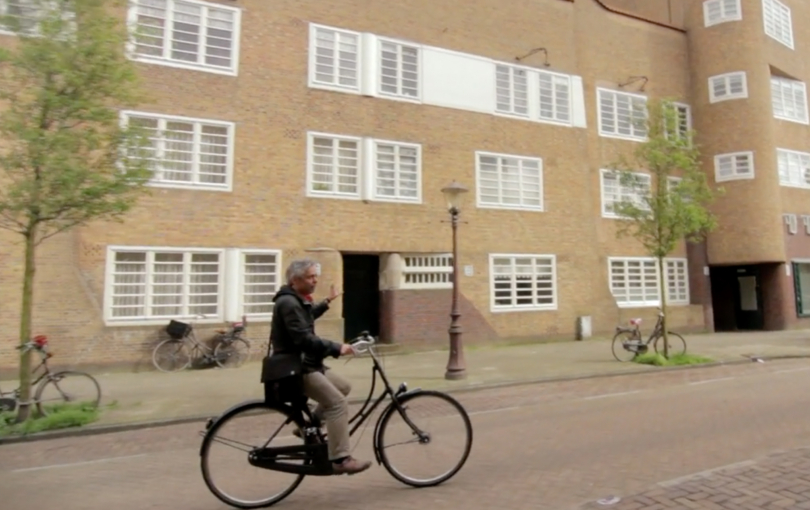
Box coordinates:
[1,354,807,446]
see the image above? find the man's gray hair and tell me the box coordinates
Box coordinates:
[285,258,321,284]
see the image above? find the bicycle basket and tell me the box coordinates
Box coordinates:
[166,320,191,340]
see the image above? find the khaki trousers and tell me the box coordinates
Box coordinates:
[302,368,352,460]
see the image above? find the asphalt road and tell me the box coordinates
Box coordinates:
[2,359,810,510]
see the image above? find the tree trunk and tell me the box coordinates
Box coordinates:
[657,255,669,359]
[16,227,37,423]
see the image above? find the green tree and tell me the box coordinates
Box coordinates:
[607,98,722,358]
[0,0,152,422]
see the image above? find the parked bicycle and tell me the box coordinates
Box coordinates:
[611,308,687,362]
[199,331,474,509]
[152,315,251,373]
[0,336,101,417]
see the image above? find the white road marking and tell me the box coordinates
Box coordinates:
[688,377,736,386]
[773,366,810,374]
[469,405,522,416]
[11,454,148,473]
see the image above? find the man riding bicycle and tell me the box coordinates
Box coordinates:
[264,258,372,476]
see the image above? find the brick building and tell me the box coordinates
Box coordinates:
[1,0,807,369]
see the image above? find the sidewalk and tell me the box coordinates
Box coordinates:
[577,447,810,510]
[4,329,810,430]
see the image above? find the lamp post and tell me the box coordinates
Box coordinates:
[441,180,469,380]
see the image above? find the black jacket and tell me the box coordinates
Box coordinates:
[268,284,342,373]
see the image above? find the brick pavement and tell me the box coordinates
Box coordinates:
[2,358,810,510]
[578,448,810,510]
[2,328,808,431]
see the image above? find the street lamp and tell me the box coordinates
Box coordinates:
[441,180,469,380]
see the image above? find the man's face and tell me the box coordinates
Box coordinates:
[293,265,319,295]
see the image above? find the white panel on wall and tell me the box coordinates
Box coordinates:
[571,75,587,128]
[422,47,495,114]
[360,33,379,97]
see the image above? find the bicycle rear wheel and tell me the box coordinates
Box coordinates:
[215,338,250,369]
[376,390,473,487]
[35,371,101,417]
[611,330,643,362]
[200,401,306,509]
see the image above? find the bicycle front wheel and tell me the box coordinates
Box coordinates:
[376,390,473,487]
[200,401,306,509]
[152,339,191,372]
[654,332,687,357]
[35,371,101,417]
[215,338,251,369]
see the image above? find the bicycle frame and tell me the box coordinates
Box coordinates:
[0,344,53,403]
[617,311,665,345]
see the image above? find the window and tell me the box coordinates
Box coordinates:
[703,0,742,27]
[597,88,648,141]
[777,148,810,188]
[105,247,282,324]
[600,169,651,218]
[122,111,235,191]
[714,151,754,182]
[538,71,571,124]
[476,152,543,211]
[490,254,557,311]
[379,39,420,99]
[0,0,75,36]
[128,0,241,75]
[401,254,453,289]
[784,213,798,234]
[608,257,690,308]
[306,132,422,203]
[495,64,529,117]
[771,77,808,124]
[309,25,360,91]
[763,0,793,49]
[792,261,810,317]
[106,248,223,321]
[664,103,692,142]
[307,134,361,197]
[373,140,420,201]
[240,251,280,317]
[709,72,748,103]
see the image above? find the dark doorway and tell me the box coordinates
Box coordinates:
[341,254,380,341]
[710,265,765,331]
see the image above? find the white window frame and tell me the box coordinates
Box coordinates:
[600,169,651,219]
[495,63,530,118]
[400,253,453,289]
[714,151,755,182]
[489,254,558,312]
[475,151,544,212]
[763,0,793,49]
[305,131,423,204]
[664,102,692,143]
[103,246,226,326]
[709,72,748,103]
[777,148,810,189]
[771,76,808,125]
[306,132,363,200]
[597,88,648,142]
[371,138,422,203]
[377,37,421,101]
[237,249,282,320]
[125,0,242,76]
[104,246,284,326]
[307,23,362,93]
[608,256,690,308]
[120,110,236,192]
[703,0,742,27]
[538,69,572,125]
[0,0,76,37]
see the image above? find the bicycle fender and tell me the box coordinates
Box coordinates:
[372,387,424,465]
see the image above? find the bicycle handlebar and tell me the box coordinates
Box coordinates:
[347,331,377,355]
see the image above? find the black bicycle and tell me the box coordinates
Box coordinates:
[611,308,687,362]
[198,331,474,508]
